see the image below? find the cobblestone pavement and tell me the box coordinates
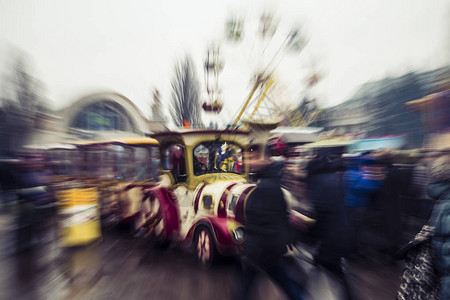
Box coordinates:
[0,211,401,300]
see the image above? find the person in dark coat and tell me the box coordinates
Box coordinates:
[375,157,411,259]
[427,154,450,299]
[16,155,53,252]
[238,144,305,300]
[306,153,353,299]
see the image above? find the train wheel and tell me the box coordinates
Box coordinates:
[136,193,166,243]
[194,227,217,266]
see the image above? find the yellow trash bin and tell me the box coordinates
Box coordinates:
[56,187,101,247]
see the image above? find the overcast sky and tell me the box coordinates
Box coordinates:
[0,0,449,126]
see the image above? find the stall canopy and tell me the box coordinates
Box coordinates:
[301,136,355,149]
[348,135,407,153]
[270,127,323,145]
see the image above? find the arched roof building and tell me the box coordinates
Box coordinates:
[59,92,150,135]
[29,92,166,146]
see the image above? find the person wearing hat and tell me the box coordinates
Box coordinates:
[427,154,450,299]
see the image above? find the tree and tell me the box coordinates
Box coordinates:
[169,56,203,128]
[0,53,46,155]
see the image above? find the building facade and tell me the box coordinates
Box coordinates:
[312,66,449,148]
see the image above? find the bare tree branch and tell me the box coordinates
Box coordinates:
[170,56,203,128]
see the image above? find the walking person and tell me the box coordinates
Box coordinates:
[397,153,450,299]
[16,154,53,252]
[305,152,354,299]
[343,155,385,259]
[427,153,450,298]
[375,155,410,260]
[237,143,306,300]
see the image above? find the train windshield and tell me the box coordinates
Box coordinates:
[193,141,244,175]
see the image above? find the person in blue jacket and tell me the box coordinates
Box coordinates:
[427,153,450,299]
[343,155,385,257]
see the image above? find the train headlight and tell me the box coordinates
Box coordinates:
[232,227,245,243]
[227,220,245,244]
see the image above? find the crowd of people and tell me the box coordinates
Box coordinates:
[242,140,450,299]
[1,140,449,299]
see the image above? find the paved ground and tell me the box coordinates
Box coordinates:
[0,211,402,300]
